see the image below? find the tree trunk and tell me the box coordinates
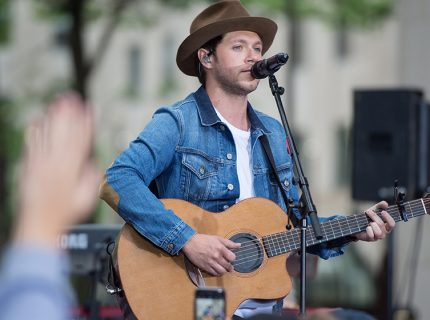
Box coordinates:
[68,0,88,99]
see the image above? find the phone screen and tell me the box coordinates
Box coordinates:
[194,287,226,320]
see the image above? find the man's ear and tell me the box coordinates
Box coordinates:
[197,48,212,67]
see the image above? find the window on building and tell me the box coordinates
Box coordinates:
[127,45,142,98]
[159,34,177,97]
[336,125,352,186]
[336,17,349,58]
[51,16,70,49]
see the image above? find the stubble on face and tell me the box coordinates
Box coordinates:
[212,63,259,97]
[208,31,262,97]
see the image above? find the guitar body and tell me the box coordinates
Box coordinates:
[117,197,293,320]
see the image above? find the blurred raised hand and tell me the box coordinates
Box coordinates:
[14,93,101,247]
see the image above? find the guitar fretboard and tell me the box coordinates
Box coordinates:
[262,197,430,258]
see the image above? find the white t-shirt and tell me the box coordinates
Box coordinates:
[214,109,277,317]
[214,109,254,201]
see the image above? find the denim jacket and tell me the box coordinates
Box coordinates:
[105,86,351,259]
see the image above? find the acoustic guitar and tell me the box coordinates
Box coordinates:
[116,195,429,319]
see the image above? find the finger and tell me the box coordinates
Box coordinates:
[377,200,389,209]
[39,110,51,155]
[219,256,234,272]
[211,246,234,273]
[366,209,385,229]
[73,163,101,220]
[370,200,388,211]
[369,221,384,239]
[206,266,220,277]
[211,262,228,276]
[221,248,236,263]
[24,121,40,154]
[366,225,375,241]
[22,120,42,171]
[222,237,241,249]
[381,211,396,231]
[49,94,92,160]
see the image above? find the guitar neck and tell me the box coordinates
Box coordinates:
[263,197,430,258]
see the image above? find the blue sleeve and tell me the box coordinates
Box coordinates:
[288,186,353,260]
[106,108,195,255]
[0,245,75,320]
[307,215,355,260]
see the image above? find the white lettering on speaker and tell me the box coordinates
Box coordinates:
[59,233,89,250]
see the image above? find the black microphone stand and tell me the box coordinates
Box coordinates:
[267,74,323,317]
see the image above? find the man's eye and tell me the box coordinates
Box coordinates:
[254,47,262,53]
[233,45,242,50]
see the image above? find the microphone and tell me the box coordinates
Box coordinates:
[251,53,289,79]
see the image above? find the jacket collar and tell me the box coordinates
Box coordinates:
[193,86,270,133]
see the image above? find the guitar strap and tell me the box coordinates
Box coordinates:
[106,240,123,296]
[260,134,299,227]
[106,240,139,320]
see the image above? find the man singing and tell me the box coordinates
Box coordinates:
[101,1,395,318]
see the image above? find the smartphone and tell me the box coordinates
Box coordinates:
[194,287,226,320]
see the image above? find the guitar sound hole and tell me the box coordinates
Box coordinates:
[230,233,264,273]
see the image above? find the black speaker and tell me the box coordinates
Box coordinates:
[352,89,428,201]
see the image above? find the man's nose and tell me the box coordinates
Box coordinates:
[246,48,261,64]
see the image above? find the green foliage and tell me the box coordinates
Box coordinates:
[330,0,394,28]
[110,0,204,29]
[160,0,203,8]
[0,0,10,44]
[0,98,22,180]
[33,0,103,22]
[33,0,202,24]
[242,0,394,29]
[0,98,23,244]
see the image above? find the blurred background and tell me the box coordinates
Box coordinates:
[0,0,429,319]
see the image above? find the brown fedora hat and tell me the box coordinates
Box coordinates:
[176,0,278,77]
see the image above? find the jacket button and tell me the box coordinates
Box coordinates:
[167,243,174,251]
[227,183,234,191]
[223,205,229,210]
[226,153,233,160]
[284,179,289,187]
[220,124,225,131]
[199,166,205,174]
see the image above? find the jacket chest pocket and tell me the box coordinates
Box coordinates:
[181,151,220,201]
[268,163,293,195]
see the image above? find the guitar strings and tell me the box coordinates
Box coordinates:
[233,198,429,256]
[232,211,412,264]
[230,199,429,268]
[231,199,429,265]
[232,199,430,267]
[232,199,427,256]
[234,218,426,267]
[233,200,426,259]
[232,199,429,265]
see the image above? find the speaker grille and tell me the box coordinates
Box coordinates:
[352,89,427,201]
